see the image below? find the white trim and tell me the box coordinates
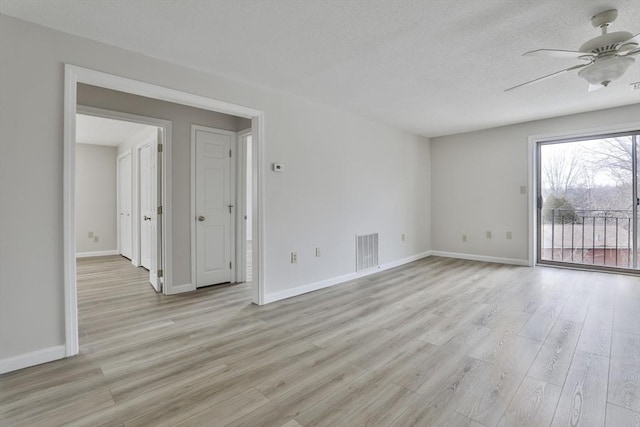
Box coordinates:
[236,129,252,283]
[527,120,640,269]
[528,136,536,267]
[64,65,267,364]
[76,250,119,258]
[0,346,66,375]
[430,250,529,266]
[263,251,432,304]
[230,130,237,284]
[252,115,266,305]
[63,66,78,357]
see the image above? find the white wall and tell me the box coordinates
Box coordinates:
[0,16,431,362]
[430,104,640,263]
[118,124,158,158]
[75,144,117,254]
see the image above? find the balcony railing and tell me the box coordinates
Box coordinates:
[541,209,638,268]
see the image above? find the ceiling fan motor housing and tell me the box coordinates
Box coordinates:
[579,31,636,55]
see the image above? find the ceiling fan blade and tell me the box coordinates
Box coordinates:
[620,32,640,46]
[620,47,640,57]
[523,49,594,59]
[618,32,640,53]
[504,63,591,92]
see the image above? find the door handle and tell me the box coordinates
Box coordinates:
[198,215,205,222]
[144,215,151,221]
[228,204,234,214]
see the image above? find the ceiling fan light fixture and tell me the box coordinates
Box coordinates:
[577,56,635,86]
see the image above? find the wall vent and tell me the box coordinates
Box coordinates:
[356,233,379,272]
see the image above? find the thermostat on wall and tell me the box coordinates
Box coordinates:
[272,163,284,172]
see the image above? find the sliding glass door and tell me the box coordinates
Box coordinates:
[537,131,640,272]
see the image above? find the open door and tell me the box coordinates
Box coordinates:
[149,128,163,291]
[138,129,163,292]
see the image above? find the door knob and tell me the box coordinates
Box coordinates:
[198,215,205,222]
[144,215,151,221]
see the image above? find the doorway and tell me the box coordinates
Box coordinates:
[190,125,254,288]
[64,65,265,357]
[537,131,640,272]
[191,125,235,288]
[76,110,165,293]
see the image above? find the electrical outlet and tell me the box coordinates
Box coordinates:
[486,231,492,239]
[93,236,99,242]
[88,231,94,238]
[520,185,527,194]
[506,231,513,240]
[401,233,406,242]
[462,234,468,242]
[291,252,297,263]
[315,247,321,257]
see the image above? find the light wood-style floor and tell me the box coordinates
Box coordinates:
[1,256,639,426]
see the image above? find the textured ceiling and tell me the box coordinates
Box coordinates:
[2,0,639,137]
[76,114,155,146]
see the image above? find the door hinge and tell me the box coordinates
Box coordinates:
[229,261,232,269]
[229,149,232,158]
[157,269,163,278]
[157,206,163,215]
[158,143,163,152]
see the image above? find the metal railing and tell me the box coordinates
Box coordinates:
[541,209,637,268]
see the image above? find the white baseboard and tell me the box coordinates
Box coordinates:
[0,345,66,374]
[430,250,529,266]
[76,250,119,258]
[263,251,433,304]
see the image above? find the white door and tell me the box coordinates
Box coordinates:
[138,131,162,292]
[139,142,152,270]
[194,126,233,287]
[118,152,132,259]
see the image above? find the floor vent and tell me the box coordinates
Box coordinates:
[356,233,379,272]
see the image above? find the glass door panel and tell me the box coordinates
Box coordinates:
[538,132,640,271]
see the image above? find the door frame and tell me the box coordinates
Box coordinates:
[236,128,252,283]
[190,125,237,288]
[528,121,640,269]
[116,150,132,259]
[64,64,266,357]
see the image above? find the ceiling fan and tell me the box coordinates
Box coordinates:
[505,9,639,92]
